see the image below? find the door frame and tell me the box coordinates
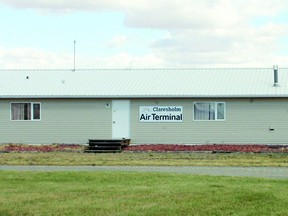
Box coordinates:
[112,100,130,139]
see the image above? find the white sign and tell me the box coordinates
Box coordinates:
[139,106,183,122]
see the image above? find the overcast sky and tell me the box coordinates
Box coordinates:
[0,0,288,69]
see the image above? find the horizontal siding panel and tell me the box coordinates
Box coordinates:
[0,99,112,144]
[131,99,288,144]
[1,98,288,144]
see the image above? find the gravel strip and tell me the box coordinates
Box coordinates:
[1,165,288,179]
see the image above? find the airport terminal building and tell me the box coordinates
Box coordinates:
[1,67,288,145]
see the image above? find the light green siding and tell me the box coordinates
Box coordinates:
[1,98,288,144]
[130,98,288,144]
[0,99,111,144]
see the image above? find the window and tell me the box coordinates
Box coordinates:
[193,102,225,121]
[11,103,41,121]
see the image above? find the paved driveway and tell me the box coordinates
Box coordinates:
[1,165,288,179]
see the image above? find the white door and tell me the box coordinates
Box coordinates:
[112,100,130,139]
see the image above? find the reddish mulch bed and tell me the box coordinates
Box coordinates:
[0,144,83,152]
[1,144,288,153]
[123,144,288,153]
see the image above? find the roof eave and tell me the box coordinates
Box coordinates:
[1,94,288,99]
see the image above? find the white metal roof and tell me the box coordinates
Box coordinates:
[0,68,288,98]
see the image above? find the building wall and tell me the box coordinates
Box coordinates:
[130,98,288,144]
[0,98,288,144]
[0,99,111,144]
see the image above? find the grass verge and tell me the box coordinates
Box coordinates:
[0,152,288,166]
[0,171,287,216]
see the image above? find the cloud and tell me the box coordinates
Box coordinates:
[123,0,244,30]
[0,47,73,69]
[0,0,243,28]
[92,52,165,68]
[107,35,128,48]
[1,0,288,67]
[0,46,165,69]
[2,0,287,28]
[151,22,288,67]
[0,0,117,12]
[1,0,287,30]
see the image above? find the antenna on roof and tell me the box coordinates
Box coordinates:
[73,40,76,71]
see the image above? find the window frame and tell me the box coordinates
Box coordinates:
[10,102,41,121]
[193,101,226,121]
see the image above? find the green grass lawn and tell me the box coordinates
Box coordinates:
[0,152,288,166]
[0,171,287,216]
